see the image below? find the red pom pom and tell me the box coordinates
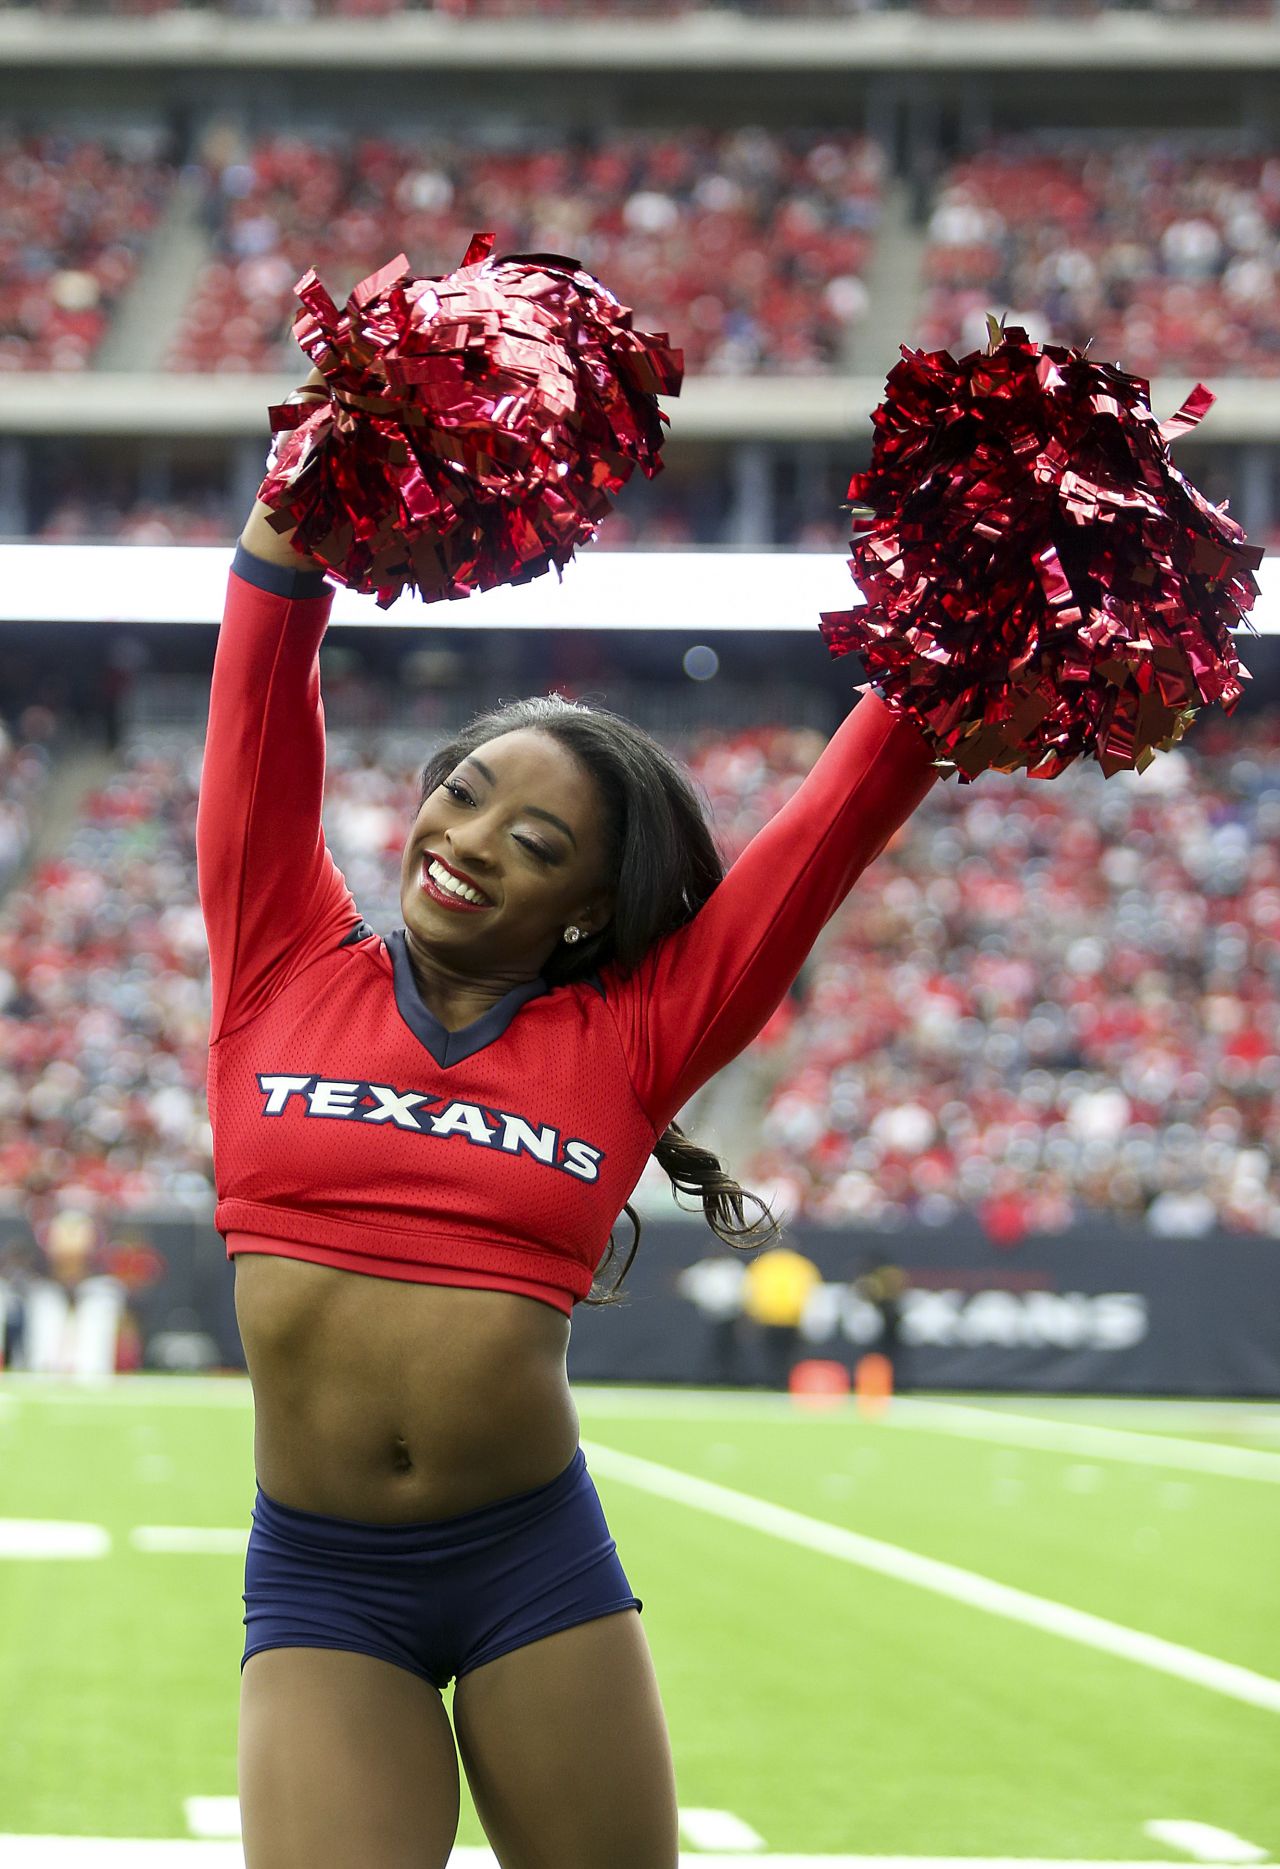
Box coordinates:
[258,236,683,610]
[820,327,1264,782]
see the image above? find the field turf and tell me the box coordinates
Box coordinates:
[1,1379,1277,1860]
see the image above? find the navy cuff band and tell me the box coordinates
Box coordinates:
[232,540,331,601]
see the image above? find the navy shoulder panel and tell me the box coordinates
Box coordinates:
[340,918,378,948]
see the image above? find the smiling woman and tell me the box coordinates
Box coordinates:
[403,694,785,1295]
[202,437,941,1869]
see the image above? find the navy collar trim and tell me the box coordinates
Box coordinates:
[388,929,548,1069]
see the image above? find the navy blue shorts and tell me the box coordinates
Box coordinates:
[241,1446,641,1692]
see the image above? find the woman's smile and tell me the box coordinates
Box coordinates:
[420,854,494,912]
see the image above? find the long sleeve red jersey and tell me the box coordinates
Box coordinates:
[197,546,941,1314]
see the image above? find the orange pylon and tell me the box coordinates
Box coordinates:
[854,1352,894,1418]
[789,1359,851,1409]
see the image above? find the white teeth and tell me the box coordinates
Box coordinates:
[426,858,487,906]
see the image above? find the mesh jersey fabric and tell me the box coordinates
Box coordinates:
[197,545,941,1314]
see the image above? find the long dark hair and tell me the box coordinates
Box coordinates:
[417,694,779,1302]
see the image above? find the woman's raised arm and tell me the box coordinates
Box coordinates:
[196,471,358,1047]
[604,689,942,1132]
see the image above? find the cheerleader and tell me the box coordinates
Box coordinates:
[199,480,939,1865]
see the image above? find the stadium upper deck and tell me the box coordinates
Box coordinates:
[0,0,1278,544]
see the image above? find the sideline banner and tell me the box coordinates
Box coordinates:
[1,1212,1277,1393]
[566,1217,1280,1395]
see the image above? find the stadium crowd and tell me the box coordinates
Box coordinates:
[0,734,213,1212]
[918,137,1280,378]
[0,130,175,373]
[34,492,236,546]
[6,123,1280,383]
[738,711,1280,1239]
[169,126,882,376]
[0,705,1277,1242]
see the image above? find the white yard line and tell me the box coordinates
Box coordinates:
[183,1800,770,1849]
[132,1528,247,1555]
[581,1440,1280,1717]
[680,1809,768,1850]
[183,1800,239,1841]
[0,1520,110,1559]
[882,1401,1280,1485]
[573,1390,1280,1477]
[2,1847,1270,1869]
[1143,1822,1269,1863]
[959,1399,1280,1436]
[575,1390,1280,1483]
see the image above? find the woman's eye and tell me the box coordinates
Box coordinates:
[444,777,549,863]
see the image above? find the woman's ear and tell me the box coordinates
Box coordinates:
[576,892,616,939]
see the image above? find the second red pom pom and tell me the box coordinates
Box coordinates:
[821,326,1264,783]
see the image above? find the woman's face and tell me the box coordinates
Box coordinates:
[399,728,615,978]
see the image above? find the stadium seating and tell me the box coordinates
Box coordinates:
[917,138,1280,377]
[167,129,883,376]
[736,712,1280,1238]
[1,710,1276,1236]
[33,488,850,548]
[0,131,175,372]
[36,494,234,545]
[0,736,212,1209]
[5,121,1278,386]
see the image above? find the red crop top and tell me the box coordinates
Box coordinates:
[197,546,941,1313]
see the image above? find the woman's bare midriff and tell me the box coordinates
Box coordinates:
[232,1247,580,1525]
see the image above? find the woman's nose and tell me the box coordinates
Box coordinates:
[447,817,497,871]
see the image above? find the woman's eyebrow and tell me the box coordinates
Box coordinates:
[460,757,577,848]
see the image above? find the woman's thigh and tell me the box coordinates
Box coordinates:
[239,1647,460,1869]
[452,1608,678,1869]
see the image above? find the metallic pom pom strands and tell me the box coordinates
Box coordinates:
[258,235,683,610]
[820,324,1264,784]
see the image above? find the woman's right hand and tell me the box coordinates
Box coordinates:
[238,366,330,569]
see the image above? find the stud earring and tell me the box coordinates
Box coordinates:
[564,926,583,944]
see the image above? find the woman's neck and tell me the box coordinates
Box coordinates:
[403,931,542,1032]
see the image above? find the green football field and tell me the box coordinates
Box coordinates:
[1,1377,1278,1866]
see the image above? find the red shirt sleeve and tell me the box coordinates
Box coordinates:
[197,546,359,1045]
[601,690,941,1131]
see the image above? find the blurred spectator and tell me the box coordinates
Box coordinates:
[742,1244,823,1386]
[0,1235,40,1369]
[675,1253,749,1383]
[853,1255,907,1388]
[0,712,56,891]
[22,1205,126,1379]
